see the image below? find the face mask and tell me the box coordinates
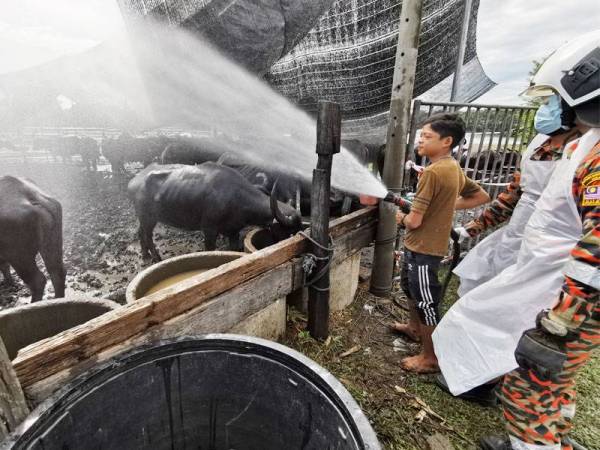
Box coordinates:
[534,94,563,135]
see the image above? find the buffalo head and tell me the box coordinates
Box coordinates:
[270,179,302,240]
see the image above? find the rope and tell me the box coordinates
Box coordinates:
[299,229,334,290]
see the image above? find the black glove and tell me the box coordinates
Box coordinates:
[514,327,568,381]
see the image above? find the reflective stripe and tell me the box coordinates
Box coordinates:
[417,266,429,324]
[423,266,437,326]
[418,265,436,326]
[563,258,600,290]
[561,402,576,419]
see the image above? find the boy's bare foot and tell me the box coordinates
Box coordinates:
[401,354,440,374]
[390,322,421,342]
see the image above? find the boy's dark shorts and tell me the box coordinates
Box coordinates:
[400,248,443,326]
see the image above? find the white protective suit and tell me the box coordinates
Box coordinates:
[433,128,600,395]
[454,134,554,296]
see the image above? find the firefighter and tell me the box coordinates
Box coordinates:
[431,30,600,419]
[454,100,583,297]
[473,31,600,449]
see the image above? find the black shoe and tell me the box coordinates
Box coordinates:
[479,435,513,450]
[435,374,499,407]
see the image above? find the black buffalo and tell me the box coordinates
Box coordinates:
[102,134,172,174]
[46,136,100,170]
[160,138,224,166]
[127,162,302,261]
[0,176,65,302]
[216,152,304,208]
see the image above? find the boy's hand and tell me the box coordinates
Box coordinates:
[359,194,379,206]
[454,226,471,243]
[396,211,406,226]
[464,219,484,237]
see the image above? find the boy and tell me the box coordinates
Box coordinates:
[393,113,490,373]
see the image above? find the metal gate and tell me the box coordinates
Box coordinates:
[407,100,538,249]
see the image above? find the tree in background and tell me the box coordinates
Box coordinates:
[512,55,551,143]
[525,56,550,108]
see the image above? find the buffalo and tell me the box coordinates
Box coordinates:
[127,162,302,261]
[160,138,224,166]
[102,134,172,174]
[216,152,304,207]
[0,176,65,302]
[40,136,100,170]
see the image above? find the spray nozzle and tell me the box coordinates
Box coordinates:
[382,191,412,213]
[383,192,396,203]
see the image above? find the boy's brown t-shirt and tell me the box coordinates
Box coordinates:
[405,156,481,257]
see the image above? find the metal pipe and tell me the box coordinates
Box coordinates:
[451,0,472,102]
[370,0,424,297]
[405,99,422,188]
[420,100,534,111]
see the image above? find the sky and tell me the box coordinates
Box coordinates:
[475,0,600,105]
[1,0,599,106]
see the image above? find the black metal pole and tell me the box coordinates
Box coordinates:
[308,101,341,340]
[450,0,473,102]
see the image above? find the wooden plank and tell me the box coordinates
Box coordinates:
[14,208,377,388]
[0,337,29,439]
[331,220,377,264]
[23,263,293,404]
[330,206,376,238]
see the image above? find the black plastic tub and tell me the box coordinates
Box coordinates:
[2,335,381,450]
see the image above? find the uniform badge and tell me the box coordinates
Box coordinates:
[582,172,600,187]
[582,186,600,206]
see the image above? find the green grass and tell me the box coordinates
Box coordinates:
[282,270,600,449]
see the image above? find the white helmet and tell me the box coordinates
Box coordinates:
[525,30,600,126]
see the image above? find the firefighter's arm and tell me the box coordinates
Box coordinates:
[514,147,600,379]
[463,171,523,237]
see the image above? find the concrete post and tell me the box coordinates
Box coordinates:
[370,0,424,297]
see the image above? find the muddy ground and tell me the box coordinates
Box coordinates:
[0,160,234,310]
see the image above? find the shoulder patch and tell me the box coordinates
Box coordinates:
[582,186,600,207]
[582,172,600,187]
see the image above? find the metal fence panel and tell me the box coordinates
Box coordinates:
[407,100,537,250]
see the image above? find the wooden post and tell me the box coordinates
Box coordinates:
[0,336,29,440]
[308,101,341,340]
[370,0,424,297]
